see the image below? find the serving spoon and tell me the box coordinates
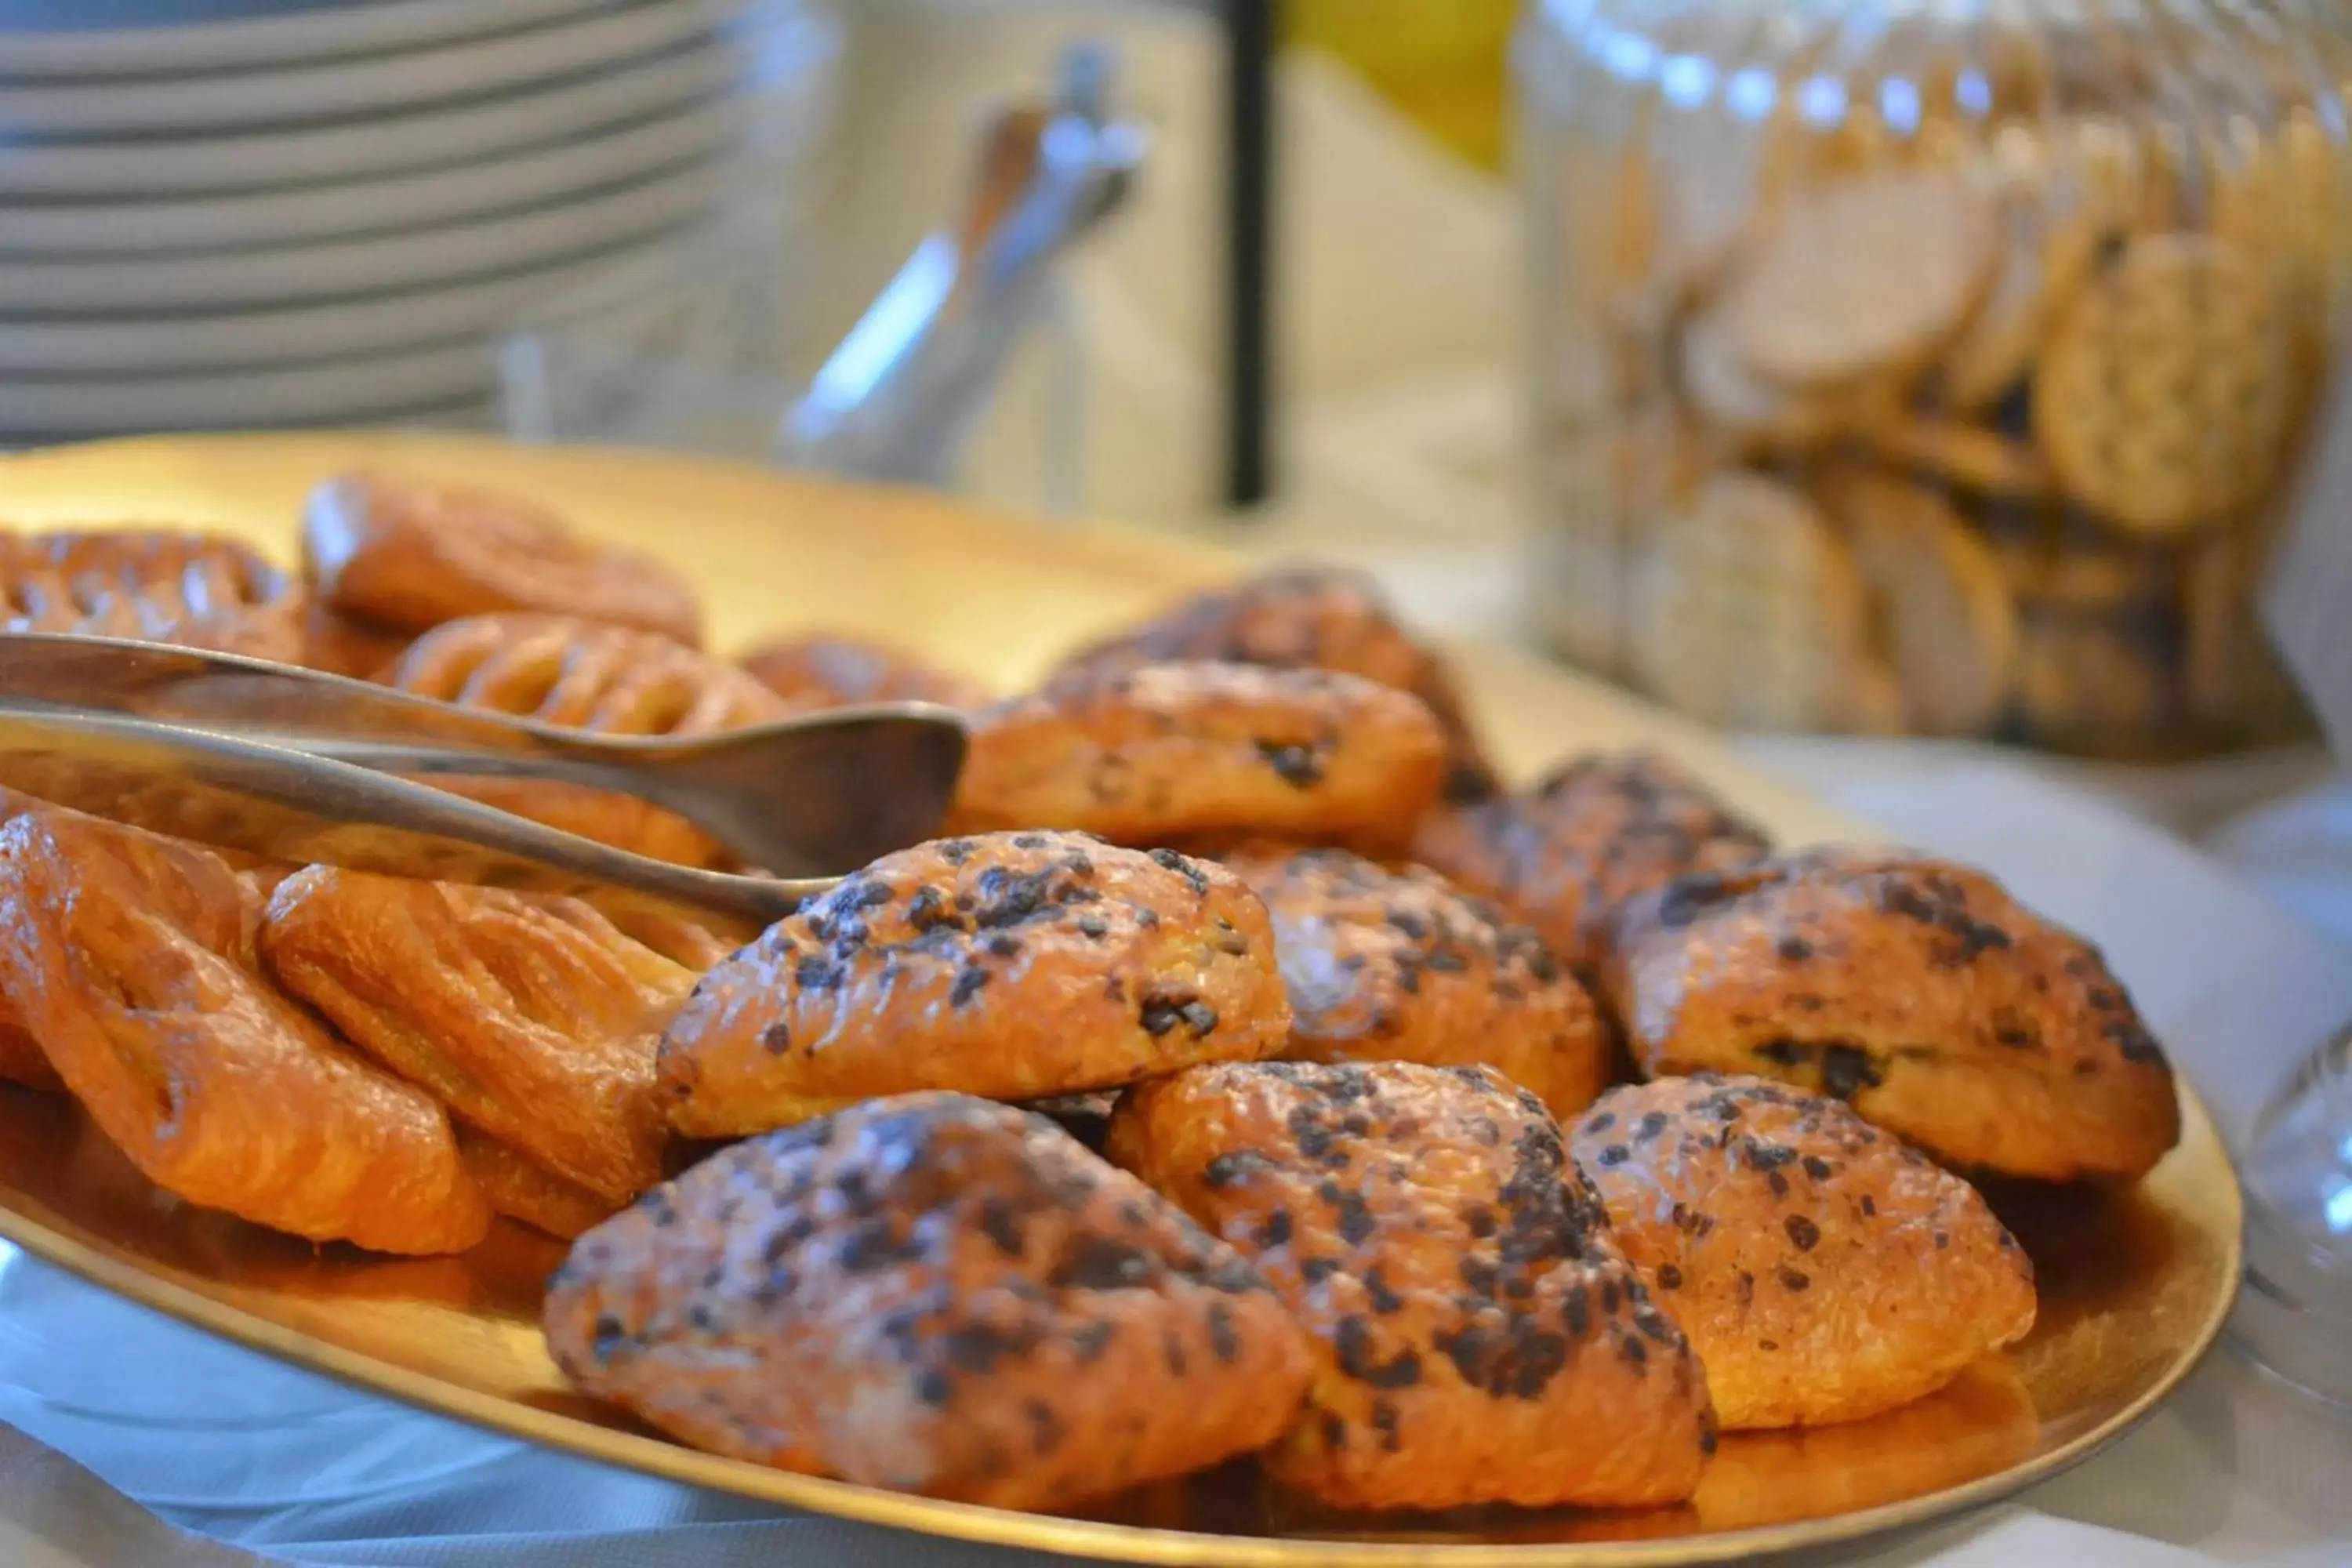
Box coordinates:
[0,634,970,927]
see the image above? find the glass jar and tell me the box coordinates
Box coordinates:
[1519,0,2352,757]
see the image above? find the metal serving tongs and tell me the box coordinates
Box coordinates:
[0,635,969,930]
[779,42,1145,488]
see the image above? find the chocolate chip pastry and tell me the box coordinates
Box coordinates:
[659,833,1292,1137]
[1056,566,1499,803]
[1224,847,1612,1121]
[1572,1075,2035,1428]
[543,1092,1313,1510]
[1602,851,2180,1180]
[950,662,1449,854]
[1410,750,1770,975]
[1108,1061,1715,1511]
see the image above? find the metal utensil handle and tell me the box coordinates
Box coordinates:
[0,708,813,928]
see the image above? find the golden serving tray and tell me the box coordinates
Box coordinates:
[0,434,2241,1566]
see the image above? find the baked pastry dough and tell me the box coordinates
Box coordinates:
[739,633,989,712]
[298,603,412,679]
[951,662,1447,853]
[1056,568,1498,803]
[261,869,693,1205]
[1107,1061,1715,1511]
[1571,1075,2035,1428]
[303,471,703,645]
[380,613,791,867]
[1410,750,1771,973]
[0,1013,58,1094]
[1603,852,2181,1180]
[659,833,1290,1136]
[1225,847,1610,1120]
[543,1092,1313,1510]
[0,526,306,663]
[456,1127,624,1240]
[387,612,786,734]
[0,791,64,1092]
[0,807,488,1254]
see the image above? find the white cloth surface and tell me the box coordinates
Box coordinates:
[0,746,2348,1568]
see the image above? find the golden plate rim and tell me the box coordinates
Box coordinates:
[0,432,2247,1566]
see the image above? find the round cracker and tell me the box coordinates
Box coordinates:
[1837,655,1911,736]
[1936,191,2107,412]
[1628,470,1874,731]
[1871,417,2059,500]
[1990,532,2169,612]
[2183,536,2311,739]
[1719,170,1998,389]
[2033,234,2299,537]
[2014,612,2176,753]
[1817,468,2019,735]
[1678,308,1892,449]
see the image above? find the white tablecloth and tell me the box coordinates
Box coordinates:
[0,742,2347,1568]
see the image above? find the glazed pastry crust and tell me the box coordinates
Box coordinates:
[385,613,786,735]
[659,833,1291,1137]
[298,604,412,679]
[1056,567,1499,803]
[950,662,1447,853]
[1603,853,2181,1181]
[457,1127,623,1240]
[380,612,791,866]
[0,526,307,663]
[0,808,488,1254]
[1571,1075,2036,1429]
[0,1018,59,1094]
[1225,848,1610,1121]
[303,471,703,645]
[0,793,64,1091]
[1107,1061,1715,1512]
[1409,750,1770,975]
[261,869,692,1205]
[740,634,989,712]
[543,1092,1313,1510]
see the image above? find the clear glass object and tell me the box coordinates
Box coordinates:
[2235,1022,2352,1407]
[1516,0,2352,757]
[495,158,1094,515]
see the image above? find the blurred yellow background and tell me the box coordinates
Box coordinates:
[1287,0,1515,169]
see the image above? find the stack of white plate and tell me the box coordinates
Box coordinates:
[0,0,835,444]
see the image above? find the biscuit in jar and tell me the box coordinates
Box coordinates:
[658,833,1291,1136]
[1571,1074,2035,1428]
[1602,851,2180,1180]
[1107,1060,1715,1512]
[543,1092,1313,1509]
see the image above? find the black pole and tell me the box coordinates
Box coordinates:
[1225,0,1275,509]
